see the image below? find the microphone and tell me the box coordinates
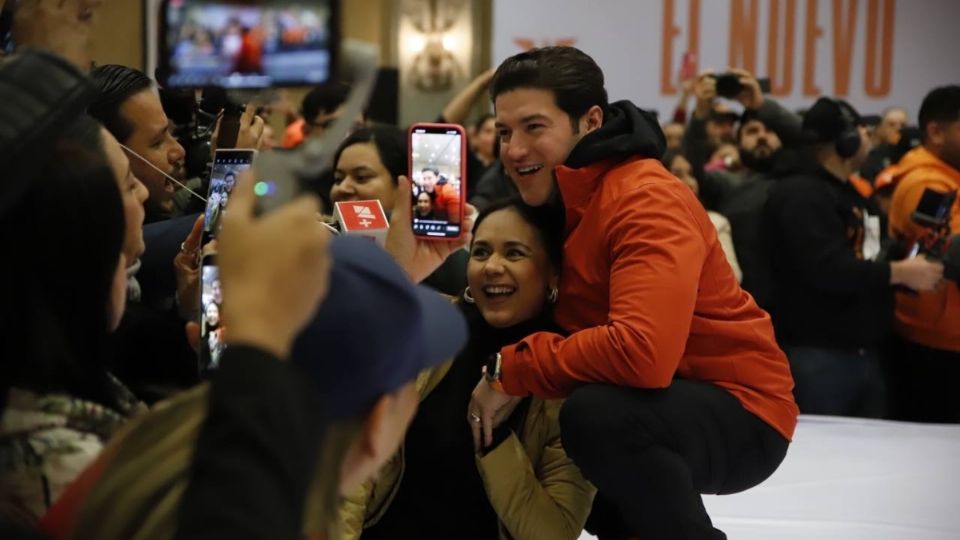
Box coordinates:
[333,200,390,247]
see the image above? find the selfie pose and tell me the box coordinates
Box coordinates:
[467,47,799,540]
[342,198,593,540]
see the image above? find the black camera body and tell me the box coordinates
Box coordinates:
[711,73,772,99]
[910,187,959,284]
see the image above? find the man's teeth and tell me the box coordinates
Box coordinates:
[517,165,544,175]
[483,285,516,296]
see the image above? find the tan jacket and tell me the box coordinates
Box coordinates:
[339,361,595,540]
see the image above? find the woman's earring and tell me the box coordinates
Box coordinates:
[463,286,476,304]
[548,287,559,304]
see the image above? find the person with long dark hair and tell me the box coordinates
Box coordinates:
[343,198,593,540]
[0,112,148,523]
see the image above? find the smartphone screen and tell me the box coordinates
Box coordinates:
[199,257,225,372]
[409,123,466,239]
[159,0,338,89]
[205,149,255,242]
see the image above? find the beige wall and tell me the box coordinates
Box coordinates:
[89,0,144,69]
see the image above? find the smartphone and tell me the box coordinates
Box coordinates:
[199,254,225,372]
[713,73,772,98]
[409,123,467,240]
[0,4,14,55]
[679,51,696,82]
[157,0,339,89]
[216,106,243,149]
[912,187,957,229]
[205,149,256,242]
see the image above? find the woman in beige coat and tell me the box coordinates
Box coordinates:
[341,198,595,540]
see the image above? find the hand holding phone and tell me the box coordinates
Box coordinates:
[408,123,467,240]
[386,175,476,284]
[216,170,332,359]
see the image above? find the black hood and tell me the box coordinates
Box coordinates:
[564,100,666,169]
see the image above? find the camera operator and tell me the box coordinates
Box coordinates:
[766,97,944,418]
[886,86,960,423]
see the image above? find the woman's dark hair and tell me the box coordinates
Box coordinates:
[88,64,154,143]
[473,113,495,133]
[0,115,126,408]
[491,46,609,131]
[472,197,565,271]
[333,125,407,183]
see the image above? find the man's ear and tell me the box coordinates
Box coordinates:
[581,105,604,134]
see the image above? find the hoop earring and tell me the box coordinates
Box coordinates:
[548,287,559,304]
[463,287,476,304]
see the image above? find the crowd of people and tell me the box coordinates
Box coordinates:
[1,2,958,540]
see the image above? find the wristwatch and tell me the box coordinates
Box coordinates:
[484,352,505,393]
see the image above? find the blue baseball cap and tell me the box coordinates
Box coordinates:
[290,236,467,419]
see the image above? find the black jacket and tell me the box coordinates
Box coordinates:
[765,166,894,348]
[175,347,326,540]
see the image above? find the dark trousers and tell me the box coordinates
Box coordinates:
[888,336,960,423]
[559,380,789,540]
[784,345,886,418]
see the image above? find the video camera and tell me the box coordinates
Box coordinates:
[710,72,772,99]
[910,187,959,284]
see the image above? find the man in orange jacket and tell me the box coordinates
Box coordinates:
[887,86,960,423]
[466,46,798,539]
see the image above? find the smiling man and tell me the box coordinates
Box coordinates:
[467,46,798,540]
[89,64,186,223]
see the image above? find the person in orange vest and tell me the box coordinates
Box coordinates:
[886,86,960,423]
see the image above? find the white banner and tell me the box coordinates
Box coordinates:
[493,0,960,118]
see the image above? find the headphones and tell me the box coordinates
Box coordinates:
[829,98,863,159]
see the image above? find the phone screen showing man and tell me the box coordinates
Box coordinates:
[410,124,465,239]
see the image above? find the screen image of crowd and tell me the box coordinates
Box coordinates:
[411,131,463,231]
[2,2,960,540]
[166,3,332,86]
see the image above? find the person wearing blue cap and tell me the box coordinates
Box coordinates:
[341,198,594,540]
[41,171,470,540]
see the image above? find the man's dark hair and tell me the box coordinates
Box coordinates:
[88,65,154,143]
[421,166,440,177]
[302,81,351,123]
[473,113,495,133]
[918,85,960,142]
[490,47,609,131]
